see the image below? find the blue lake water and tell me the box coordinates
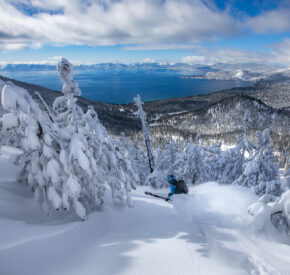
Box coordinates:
[0,69,252,104]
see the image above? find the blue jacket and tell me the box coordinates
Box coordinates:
[168,179,178,199]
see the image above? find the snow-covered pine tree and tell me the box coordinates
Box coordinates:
[0,84,64,215]
[230,111,257,186]
[49,58,137,217]
[146,141,180,187]
[173,139,204,185]
[235,129,280,195]
[241,110,256,157]
[201,142,222,182]
[81,106,137,208]
[218,136,245,184]
[134,94,154,173]
[117,132,130,156]
[158,141,179,174]
[128,138,149,184]
[256,129,280,195]
[220,111,257,184]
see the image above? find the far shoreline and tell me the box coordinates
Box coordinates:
[0,69,253,105]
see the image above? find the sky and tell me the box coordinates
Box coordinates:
[0,0,289,66]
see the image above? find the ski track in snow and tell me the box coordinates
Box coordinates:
[0,147,290,275]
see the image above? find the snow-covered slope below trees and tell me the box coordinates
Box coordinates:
[1,147,290,275]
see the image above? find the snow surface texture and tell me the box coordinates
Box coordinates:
[1,147,290,275]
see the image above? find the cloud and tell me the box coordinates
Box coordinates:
[268,38,290,65]
[1,0,290,66]
[246,8,290,33]
[0,56,84,66]
[142,58,156,63]
[0,0,237,50]
[181,55,207,64]
[123,44,198,51]
[181,39,290,66]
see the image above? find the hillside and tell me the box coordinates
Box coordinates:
[0,74,289,155]
[154,95,289,137]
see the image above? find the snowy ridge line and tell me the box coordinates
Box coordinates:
[156,94,284,121]
[151,93,290,151]
[182,68,290,82]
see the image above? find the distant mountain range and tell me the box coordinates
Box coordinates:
[0,62,198,71]
[1,62,289,83]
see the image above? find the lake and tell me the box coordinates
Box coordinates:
[0,69,252,104]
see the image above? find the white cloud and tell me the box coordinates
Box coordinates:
[0,0,237,50]
[1,0,290,66]
[123,44,198,51]
[180,38,290,66]
[246,8,290,34]
[47,56,63,61]
[268,38,290,65]
[0,56,83,66]
[143,58,156,64]
[181,55,207,64]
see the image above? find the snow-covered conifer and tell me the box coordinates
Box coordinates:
[174,140,204,185]
[128,138,149,184]
[145,141,180,188]
[217,136,245,184]
[242,110,256,156]
[218,112,256,184]
[49,58,137,216]
[201,142,222,182]
[235,129,280,195]
[134,94,154,173]
[159,141,179,174]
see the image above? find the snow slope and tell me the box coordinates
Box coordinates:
[0,147,290,275]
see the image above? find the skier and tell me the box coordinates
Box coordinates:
[145,175,188,202]
[166,175,181,201]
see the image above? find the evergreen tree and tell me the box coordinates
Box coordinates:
[235,129,280,195]
[201,142,222,182]
[134,94,154,173]
[128,138,149,184]
[145,141,180,188]
[218,136,245,184]
[159,141,179,175]
[174,139,204,184]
